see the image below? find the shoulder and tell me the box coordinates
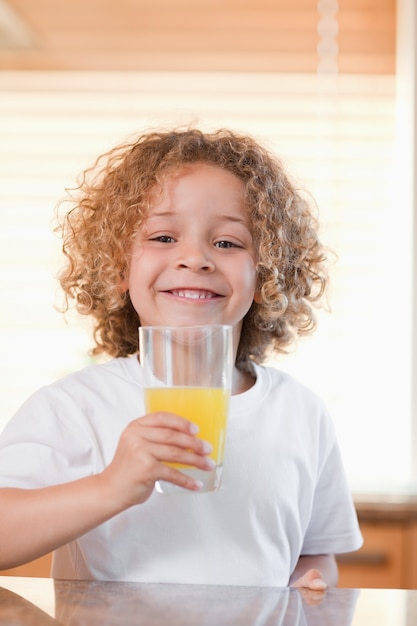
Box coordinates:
[253,363,327,409]
[45,355,140,397]
[249,363,336,441]
[5,356,142,428]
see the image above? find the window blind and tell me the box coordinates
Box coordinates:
[0,70,408,490]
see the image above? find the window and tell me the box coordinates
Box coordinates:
[0,61,411,491]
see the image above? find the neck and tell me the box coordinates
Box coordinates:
[232,367,256,395]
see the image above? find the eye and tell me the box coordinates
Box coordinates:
[215,240,241,249]
[150,235,176,243]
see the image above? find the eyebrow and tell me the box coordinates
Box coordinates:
[219,214,249,226]
[146,211,174,218]
[147,211,249,226]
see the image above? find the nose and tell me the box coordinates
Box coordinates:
[175,241,215,272]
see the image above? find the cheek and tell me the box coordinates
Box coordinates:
[127,249,163,301]
[238,259,258,300]
[127,248,148,285]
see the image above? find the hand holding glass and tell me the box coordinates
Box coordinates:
[139,325,233,493]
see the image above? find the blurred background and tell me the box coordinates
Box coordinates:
[0,0,413,495]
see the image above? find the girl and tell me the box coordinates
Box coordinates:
[0,128,362,588]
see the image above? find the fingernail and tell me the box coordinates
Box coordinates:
[312,579,327,590]
[205,458,216,469]
[201,441,213,454]
[189,423,199,435]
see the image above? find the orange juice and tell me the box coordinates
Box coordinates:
[144,386,229,467]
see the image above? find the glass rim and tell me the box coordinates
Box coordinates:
[138,324,233,332]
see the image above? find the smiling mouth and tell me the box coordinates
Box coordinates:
[168,289,220,300]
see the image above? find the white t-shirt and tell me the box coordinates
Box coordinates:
[0,357,362,585]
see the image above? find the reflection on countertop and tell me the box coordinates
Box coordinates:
[1,576,417,626]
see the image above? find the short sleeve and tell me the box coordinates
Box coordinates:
[0,385,100,489]
[301,428,363,555]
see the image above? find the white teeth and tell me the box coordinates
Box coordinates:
[173,290,215,299]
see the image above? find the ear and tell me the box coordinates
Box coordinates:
[119,277,129,293]
[253,290,262,304]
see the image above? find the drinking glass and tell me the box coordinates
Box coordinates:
[139,324,233,494]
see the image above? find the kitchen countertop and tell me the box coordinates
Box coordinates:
[1,575,417,626]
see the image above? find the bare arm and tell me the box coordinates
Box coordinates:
[0,412,212,570]
[289,554,338,589]
[0,476,119,568]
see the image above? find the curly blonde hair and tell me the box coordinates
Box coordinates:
[56,127,328,371]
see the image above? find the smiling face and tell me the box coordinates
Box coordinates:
[126,162,258,349]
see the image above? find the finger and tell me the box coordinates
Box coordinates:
[134,412,200,435]
[303,569,327,590]
[153,443,216,470]
[294,569,327,591]
[297,587,326,607]
[156,464,207,492]
[140,428,213,458]
[309,578,327,591]
[129,415,213,457]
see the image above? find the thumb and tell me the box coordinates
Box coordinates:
[295,568,327,590]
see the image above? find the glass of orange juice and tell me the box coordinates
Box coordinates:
[139,325,233,494]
